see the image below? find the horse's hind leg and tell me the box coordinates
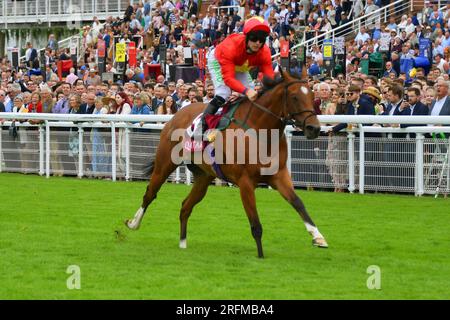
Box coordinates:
[179,173,214,249]
[125,159,177,230]
[269,168,328,248]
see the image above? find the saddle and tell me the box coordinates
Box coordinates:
[184,98,245,152]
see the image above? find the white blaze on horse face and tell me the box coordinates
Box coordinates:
[179,239,187,249]
[301,86,309,96]
[128,207,145,230]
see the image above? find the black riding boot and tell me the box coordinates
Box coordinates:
[199,95,226,139]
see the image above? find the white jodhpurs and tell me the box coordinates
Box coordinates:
[207,48,254,101]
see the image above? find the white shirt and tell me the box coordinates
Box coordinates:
[181,99,191,109]
[355,32,371,45]
[202,16,211,30]
[431,96,447,116]
[389,99,402,116]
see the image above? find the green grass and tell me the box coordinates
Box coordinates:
[0,173,449,300]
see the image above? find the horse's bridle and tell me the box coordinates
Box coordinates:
[248,80,317,131]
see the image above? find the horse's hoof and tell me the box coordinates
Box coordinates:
[312,237,328,248]
[125,219,139,230]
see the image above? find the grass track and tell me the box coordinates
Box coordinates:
[0,173,449,299]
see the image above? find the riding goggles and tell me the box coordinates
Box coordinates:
[247,31,268,44]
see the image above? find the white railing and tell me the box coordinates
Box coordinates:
[272,0,412,60]
[19,34,81,64]
[0,0,128,27]
[1,113,450,197]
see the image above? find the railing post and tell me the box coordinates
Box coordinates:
[39,125,45,176]
[0,125,2,173]
[25,0,28,15]
[175,166,180,183]
[45,121,50,178]
[47,0,50,27]
[125,127,130,181]
[286,128,292,174]
[415,133,424,196]
[78,126,84,178]
[185,165,191,185]
[358,125,365,194]
[4,0,7,29]
[348,132,355,193]
[110,121,117,182]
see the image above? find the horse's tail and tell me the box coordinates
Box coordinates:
[142,157,156,178]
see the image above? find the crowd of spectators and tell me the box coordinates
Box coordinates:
[1,0,450,186]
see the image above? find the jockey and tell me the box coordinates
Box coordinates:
[197,16,275,140]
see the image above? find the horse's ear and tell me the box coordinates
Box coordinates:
[280,68,290,81]
[301,63,308,80]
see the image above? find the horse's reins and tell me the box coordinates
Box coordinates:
[247,80,317,131]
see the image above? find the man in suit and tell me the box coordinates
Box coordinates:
[80,93,96,114]
[0,89,6,113]
[399,87,429,116]
[79,92,96,175]
[151,84,167,113]
[429,79,450,116]
[395,86,430,189]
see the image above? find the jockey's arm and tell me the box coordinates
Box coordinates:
[259,51,276,80]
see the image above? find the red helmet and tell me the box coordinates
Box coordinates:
[243,17,270,35]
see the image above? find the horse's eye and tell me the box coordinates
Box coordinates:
[292,96,299,102]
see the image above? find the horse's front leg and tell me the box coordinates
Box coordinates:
[269,168,328,248]
[238,176,264,258]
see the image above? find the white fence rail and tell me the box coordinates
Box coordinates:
[1,113,450,197]
[0,0,129,26]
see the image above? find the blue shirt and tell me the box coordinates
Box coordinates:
[131,104,153,115]
[5,99,13,112]
[52,98,70,114]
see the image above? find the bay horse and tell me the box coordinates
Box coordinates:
[125,69,328,258]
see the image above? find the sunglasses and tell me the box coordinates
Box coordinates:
[248,33,267,43]
[345,92,354,96]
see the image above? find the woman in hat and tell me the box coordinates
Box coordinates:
[362,86,383,114]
